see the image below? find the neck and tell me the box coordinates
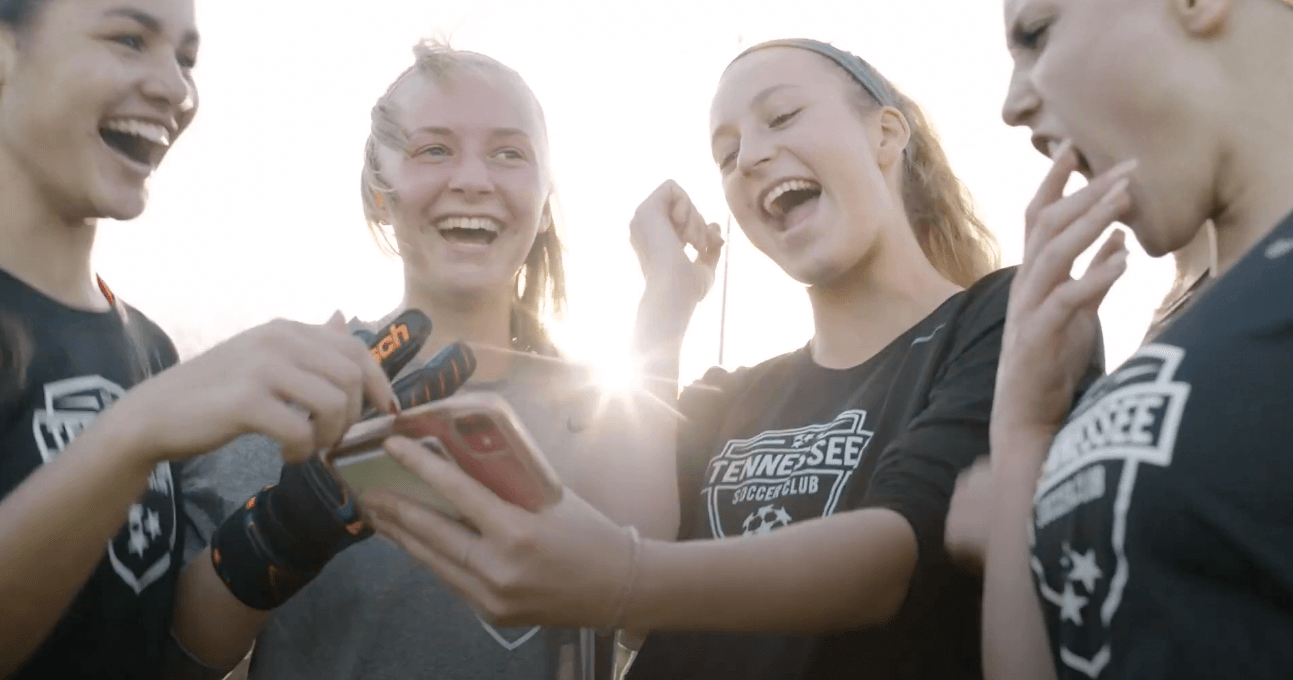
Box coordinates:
[399,280,517,381]
[1171,221,1215,285]
[0,152,103,310]
[806,232,962,370]
[1210,13,1293,273]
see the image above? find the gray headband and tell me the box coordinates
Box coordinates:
[732,38,897,108]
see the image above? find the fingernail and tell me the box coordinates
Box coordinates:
[1111,158,1139,175]
[1102,178,1131,204]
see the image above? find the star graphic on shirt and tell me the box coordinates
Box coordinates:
[1066,547,1103,593]
[1059,581,1089,625]
[127,505,149,556]
[145,509,162,540]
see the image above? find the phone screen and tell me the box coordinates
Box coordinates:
[331,437,461,519]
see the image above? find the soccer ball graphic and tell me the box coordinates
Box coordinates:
[742,504,792,536]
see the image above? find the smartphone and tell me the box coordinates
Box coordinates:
[322,391,564,518]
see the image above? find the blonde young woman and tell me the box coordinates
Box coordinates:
[183,41,676,680]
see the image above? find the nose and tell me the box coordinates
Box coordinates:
[1001,64,1041,128]
[736,129,775,177]
[141,55,195,115]
[448,153,494,197]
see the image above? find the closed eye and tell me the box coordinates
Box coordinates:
[111,34,146,51]
[718,149,738,171]
[770,108,802,128]
[1012,19,1052,51]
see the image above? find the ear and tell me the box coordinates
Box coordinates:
[1171,0,1235,36]
[874,106,911,171]
[538,199,553,234]
[368,188,393,224]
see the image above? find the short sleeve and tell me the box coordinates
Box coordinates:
[674,366,746,539]
[862,273,1106,574]
[178,434,285,565]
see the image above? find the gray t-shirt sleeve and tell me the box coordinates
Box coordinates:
[180,434,286,565]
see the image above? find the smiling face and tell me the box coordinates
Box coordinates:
[376,67,551,301]
[710,47,909,287]
[1000,0,1225,257]
[0,0,199,222]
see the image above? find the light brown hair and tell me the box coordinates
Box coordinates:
[359,39,566,353]
[734,40,1001,287]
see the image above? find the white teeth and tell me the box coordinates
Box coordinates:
[763,179,821,216]
[435,217,502,234]
[1047,140,1063,159]
[101,119,171,147]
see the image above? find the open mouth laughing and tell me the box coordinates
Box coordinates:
[760,178,823,229]
[435,216,503,246]
[100,117,172,170]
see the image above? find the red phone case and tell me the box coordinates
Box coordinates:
[324,392,563,512]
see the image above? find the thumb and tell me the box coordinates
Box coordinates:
[326,310,348,333]
[697,223,724,270]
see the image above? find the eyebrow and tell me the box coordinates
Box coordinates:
[104,8,200,46]
[710,84,799,147]
[409,126,532,139]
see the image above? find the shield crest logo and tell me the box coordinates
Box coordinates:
[32,376,178,595]
[1031,345,1192,678]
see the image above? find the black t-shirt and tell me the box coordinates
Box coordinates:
[1031,208,1293,679]
[630,267,1065,680]
[0,268,184,680]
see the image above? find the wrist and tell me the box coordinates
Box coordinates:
[633,285,697,361]
[91,399,160,473]
[601,525,643,633]
[210,459,370,610]
[639,277,702,316]
[989,429,1054,496]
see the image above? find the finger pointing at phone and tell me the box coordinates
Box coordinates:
[361,435,638,630]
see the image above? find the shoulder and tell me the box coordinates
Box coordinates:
[680,349,802,413]
[954,266,1015,325]
[122,303,180,369]
[933,266,1016,355]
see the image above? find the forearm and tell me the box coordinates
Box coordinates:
[983,435,1058,680]
[583,282,695,541]
[0,413,153,677]
[622,508,917,633]
[170,548,271,672]
[574,387,681,543]
[631,282,698,404]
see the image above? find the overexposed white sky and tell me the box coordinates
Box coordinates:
[95,0,1175,386]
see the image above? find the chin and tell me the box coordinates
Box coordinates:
[778,256,849,288]
[1128,215,1180,260]
[93,185,150,222]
